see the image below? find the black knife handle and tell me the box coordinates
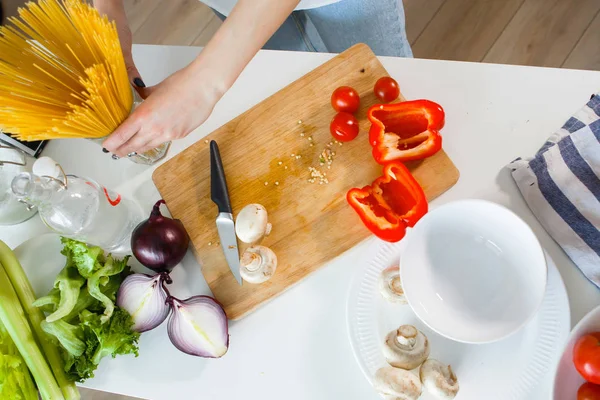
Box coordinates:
[210,140,232,214]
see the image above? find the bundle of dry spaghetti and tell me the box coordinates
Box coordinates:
[0,0,132,141]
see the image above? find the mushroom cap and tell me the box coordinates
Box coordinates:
[420,359,459,400]
[240,245,277,284]
[235,204,272,244]
[379,265,407,304]
[383,325,430,370]
[374,366,422,400]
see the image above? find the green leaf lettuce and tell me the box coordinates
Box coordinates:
[35,265,85,323]
[62,308,139,382]
[35,239,139,383]
[80,308,139,365]
[60,238,104,279]
[87,255,130,323]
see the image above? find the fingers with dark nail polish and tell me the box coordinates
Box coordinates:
[102,148,109,153]
[133,77,146,88]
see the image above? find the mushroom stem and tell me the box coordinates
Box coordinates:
[447,366,456,381]
[240,245,277,284]
[396,325,417,348]
[378,265,407,304]
[242,252,262,272]
[388,275,402,295]
[396,335,416,348]
[383,325,430,370]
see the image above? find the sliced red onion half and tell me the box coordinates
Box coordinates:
[167,296,229,358]
[116,273,171,332]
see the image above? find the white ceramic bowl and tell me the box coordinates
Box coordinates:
[400,199,547,344]
[552,305,600,400]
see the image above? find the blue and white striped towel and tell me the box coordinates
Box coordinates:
[509,94,600,287]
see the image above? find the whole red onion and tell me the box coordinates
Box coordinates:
[131,200,189,273]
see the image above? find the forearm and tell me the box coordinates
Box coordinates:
[102,0,300,155]
[92,0,131,54]
[186,0,300,99]
[93,0,126,20]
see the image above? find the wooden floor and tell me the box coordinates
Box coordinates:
[1,0,599,399]
[5,0,600,70]
[406,0,600,70]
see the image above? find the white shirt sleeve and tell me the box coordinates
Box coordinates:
[201,0,342,16]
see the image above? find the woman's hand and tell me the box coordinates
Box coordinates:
[96,0,300,156]
[94,0,223,156]
[102,64,224,156]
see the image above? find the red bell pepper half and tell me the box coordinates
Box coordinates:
[346,162,427,242]
[368,100,445,164]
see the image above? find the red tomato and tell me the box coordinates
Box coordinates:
[374,77,400,103]
[331,86,360,113]
[578,382,600,400]
[330,112,359,142]
[574,333,600,384]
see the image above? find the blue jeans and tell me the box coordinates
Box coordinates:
[214,0,412,57]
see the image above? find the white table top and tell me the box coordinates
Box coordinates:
[3,45,600,400]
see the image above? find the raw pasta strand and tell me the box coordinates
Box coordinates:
[0,0,133,141]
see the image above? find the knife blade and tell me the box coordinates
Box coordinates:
[210,140,242,285]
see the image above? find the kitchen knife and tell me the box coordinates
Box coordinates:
[210,140,242,285]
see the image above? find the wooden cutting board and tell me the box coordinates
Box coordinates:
[153,44,459,320]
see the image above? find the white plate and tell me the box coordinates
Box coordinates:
[13,234,142,297]
[13,234,67,298]
[347,240,570,400]
[553,304,600,400]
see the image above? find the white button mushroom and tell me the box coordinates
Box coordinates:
[374,366,422,400]
[379,265,407,304]
[420,359,459,400]
[383,325,430,370]
[235,204,272,244]
[240,245,277,284]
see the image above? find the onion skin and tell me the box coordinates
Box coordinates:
[167,296,229,358]
[116,273,171,332]
[131,200,190,273]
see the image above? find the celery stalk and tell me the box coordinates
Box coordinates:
[0,318,38,399]
[0,262,64,400]
[0,241,80,400]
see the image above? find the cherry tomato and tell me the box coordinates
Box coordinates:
[578,382,600,400]
[374,77,400,103]
[330,112,359,142]
[574,333,600,384]
[331,86,360,113]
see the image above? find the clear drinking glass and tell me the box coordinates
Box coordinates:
[0,145,38,225]
[90,89,171,165]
